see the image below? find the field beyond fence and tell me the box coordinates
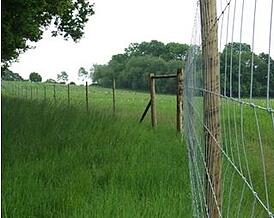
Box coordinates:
[2,80,274,217]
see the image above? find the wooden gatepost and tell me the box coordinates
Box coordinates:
[140,69,184,133]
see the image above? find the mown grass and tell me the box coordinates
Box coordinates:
[2,81,274,217]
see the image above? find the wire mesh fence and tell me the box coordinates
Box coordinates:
[1,80,180,129]
[184,0,274,217]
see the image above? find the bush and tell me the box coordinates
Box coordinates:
[45,79,57,84]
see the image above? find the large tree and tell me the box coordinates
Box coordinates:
[29,72,42,82]
[1,0,94,64]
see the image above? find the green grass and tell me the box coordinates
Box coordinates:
[1,94,191,217]
[2,81,274,217]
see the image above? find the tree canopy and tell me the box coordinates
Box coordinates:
[1,0,94,64]
[57,71,69,82]
[93,40,188,93]
[78,67,89,82]
[29,72,42,82]
[220,42,274,97]
[1,67,23,81]
[93,41,273,97]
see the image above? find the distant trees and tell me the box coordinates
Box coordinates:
[78,67,89,82]
[93,40,273,97]
[93,40,187,93]
[1,67,23,81]
[29,72,42,82]
[124,41,189,61]
[220,42,274,97]
[57,71,68,83]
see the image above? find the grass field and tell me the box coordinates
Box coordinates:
[1,81,274,217]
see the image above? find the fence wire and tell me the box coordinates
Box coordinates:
[184,0,274,217]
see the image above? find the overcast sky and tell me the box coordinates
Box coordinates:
[9,0,274,83]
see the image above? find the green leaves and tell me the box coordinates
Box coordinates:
[1,0,94,63]
[29,72,42,82]
[57,71,69,82]
[78,67,89,82]
[220,43,274,97]
[93,40,188,93]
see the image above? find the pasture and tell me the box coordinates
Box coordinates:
[1,81,274,217]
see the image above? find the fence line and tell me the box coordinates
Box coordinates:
[2,73,184,133]
[185,0,274,217]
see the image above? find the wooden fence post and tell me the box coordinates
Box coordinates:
[176,68,184,133]
[86,81,89,112]
[36,87,38,98]
[53,85,56,103]
[200,0,221,217]
[149,73,157,127]
[67,84,70,106]
[30,87,33,100]
[112,78,116,115]
[44,86,46,100]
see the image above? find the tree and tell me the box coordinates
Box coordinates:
[220,43,274,97]
[92,64,112,87]
[164,43,190,61]
[1,0,95,64]
[1,67,23,81]
[78,67,89,82]
[124,40,166,58]
[93,40,190,93]
[29,72,42,82]
[57,71,68,83]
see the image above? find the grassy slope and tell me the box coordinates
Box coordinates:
[2,96,191,217]
[2,81,274,217]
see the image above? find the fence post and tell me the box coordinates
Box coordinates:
[112,78,116,115]
[200,0,221,217]
[176,68,184,134]
[44,86,46,100]
[53,85,56,103]
[67,84,70,106]
[86,81,89,112]
[149,73,157,127]
[36,86,38,98]
[30,87,33,100]
[12,84,15,96]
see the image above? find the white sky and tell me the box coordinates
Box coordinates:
[9,0,274,83]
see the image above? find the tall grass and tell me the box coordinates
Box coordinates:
[2,81,274,217]
[2,96,191,217]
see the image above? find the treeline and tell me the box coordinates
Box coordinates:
[1,67,88,85]
[93,40,189,93]
[220,43,274,97]
[93,40,274,97]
